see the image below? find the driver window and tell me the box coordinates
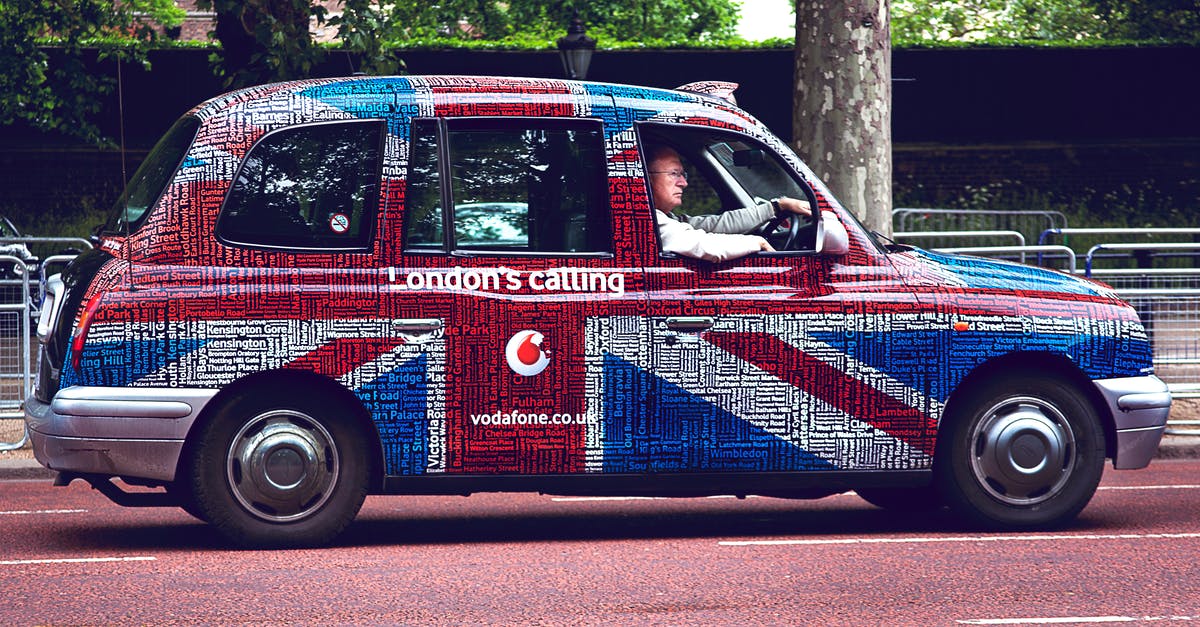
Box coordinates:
[638,124,818,256]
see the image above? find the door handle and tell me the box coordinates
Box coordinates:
[665,316,715,332]
[392,318,443,334]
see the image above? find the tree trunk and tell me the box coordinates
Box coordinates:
[793,0,892,236]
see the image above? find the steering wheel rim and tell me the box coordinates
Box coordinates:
[754,212,803,251]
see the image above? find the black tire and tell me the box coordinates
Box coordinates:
[855,486,944,512]
[187,390,370,548]
[937,374,1105,529]
[166,482,208,522]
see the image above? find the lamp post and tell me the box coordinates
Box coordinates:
[556,12,596,80]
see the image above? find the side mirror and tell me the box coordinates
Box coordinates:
[815,211,849,256]
[732,149,765,167]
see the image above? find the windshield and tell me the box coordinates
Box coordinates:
[103,116,200,235]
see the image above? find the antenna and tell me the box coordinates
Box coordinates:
[116,54,135,291]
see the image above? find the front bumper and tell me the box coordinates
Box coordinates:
[24,386,218,482]
[1093,375,1172,470]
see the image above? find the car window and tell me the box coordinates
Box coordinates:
[218,120,384,251]
[405,119,611,254]
[104,116,200,235]
[707,140,809,205]
[639,124,819,253]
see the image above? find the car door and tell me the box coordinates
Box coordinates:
[594,125,937,475]
[398,115,645,476]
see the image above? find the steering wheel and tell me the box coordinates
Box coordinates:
[752,210,804,251]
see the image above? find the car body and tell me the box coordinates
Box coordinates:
[25,75,1171,547]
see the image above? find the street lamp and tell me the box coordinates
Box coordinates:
[556,12,596,80]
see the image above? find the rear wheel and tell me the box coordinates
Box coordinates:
[188,390,370,547]
[937,374,1105,529]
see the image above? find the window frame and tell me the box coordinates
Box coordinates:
[216,118,387,254]
[403,116,614,259]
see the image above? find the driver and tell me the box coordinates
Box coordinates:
[648,145,812,262]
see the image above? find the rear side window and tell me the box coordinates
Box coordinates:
[405,118,610,255]
[218,120,384,250]
[104,116,200,235]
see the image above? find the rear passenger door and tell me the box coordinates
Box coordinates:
[400,117,641,475]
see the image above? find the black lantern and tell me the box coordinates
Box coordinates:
[556,13,596,80]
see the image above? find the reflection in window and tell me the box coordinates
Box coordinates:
[404,120,610,254]
[405,119,443,249]
[219,121,383,250]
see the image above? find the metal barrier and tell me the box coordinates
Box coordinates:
[1,254,32,450]
[894,208,1069,244]
[895,230,1026,250]
[1114,288,1200,434]
[930,244,1077,271]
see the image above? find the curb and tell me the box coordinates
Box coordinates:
[2,438,1198,481]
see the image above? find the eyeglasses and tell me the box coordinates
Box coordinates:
[649,169,688,181]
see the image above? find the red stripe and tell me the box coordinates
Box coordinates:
[703,331,938,456]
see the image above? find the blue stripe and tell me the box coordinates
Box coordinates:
[357,353,430,476]
[808,329,1151,403]
[65,338,208,387]
[601,353,834,472]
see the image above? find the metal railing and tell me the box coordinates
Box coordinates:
[1,254,32,450]
[894,208,1069,244]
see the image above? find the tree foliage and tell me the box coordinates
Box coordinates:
[891,0,1200,43]
[0,0,182,145]
[378,0,741,43]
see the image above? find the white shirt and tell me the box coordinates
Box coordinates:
[656,202,775,262]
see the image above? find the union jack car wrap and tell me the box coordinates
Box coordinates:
[25,76,1171,547]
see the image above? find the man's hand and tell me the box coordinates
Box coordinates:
[775,197,812,217]
[757,238,776,252]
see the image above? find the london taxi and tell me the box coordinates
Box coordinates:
[26,76,1172,547]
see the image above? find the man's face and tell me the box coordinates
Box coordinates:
[648,150,688,212]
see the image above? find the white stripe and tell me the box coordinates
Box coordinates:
[0,556,156,566]
[0,509,87,516]
[958,617,1138,625]
[719,532,1200,547]
[552,496,666,502]
[1096,484,1200,491]
[958,616,1200,625]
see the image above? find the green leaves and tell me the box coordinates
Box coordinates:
[0,0,182,145]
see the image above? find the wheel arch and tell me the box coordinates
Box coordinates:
[174,370,386,492]
[940,351,1117,462]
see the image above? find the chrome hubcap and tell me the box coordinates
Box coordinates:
[969,397,1075,505]
[227,409,338,522]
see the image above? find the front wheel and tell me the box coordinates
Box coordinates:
[187,391,370,547]
[937,375,1105,529]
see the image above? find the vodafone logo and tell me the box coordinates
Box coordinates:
[505,330,551,376]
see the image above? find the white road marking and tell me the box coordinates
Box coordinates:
[0,556,156,566]
[957,615,1200,624]
[551,487,1197,503]
[719,532,1200,547]
[551,496,665,502]
[0,509,87,516]
[1096,484,1200,491]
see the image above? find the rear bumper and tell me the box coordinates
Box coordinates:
[24,386,217,482]
[1093,376,1172,470]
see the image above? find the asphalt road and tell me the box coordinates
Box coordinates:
[2,461,1198,625]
